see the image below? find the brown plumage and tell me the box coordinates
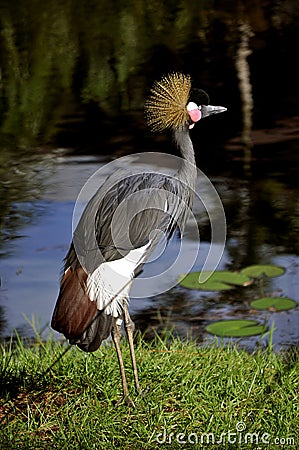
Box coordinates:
[52,244,113,352]
[52,262,96,339]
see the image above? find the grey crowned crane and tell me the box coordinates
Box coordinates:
[51,72,227,406]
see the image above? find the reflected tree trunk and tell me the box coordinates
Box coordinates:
[235,22,254,172]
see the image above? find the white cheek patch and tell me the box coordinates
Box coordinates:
[187,101,198,111]
[187,101,202,124]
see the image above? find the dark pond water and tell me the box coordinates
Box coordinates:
[0,0,298,351]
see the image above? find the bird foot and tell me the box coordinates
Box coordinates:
[114,386,149,407]
[115,394,135,408]
[136,386,150,397]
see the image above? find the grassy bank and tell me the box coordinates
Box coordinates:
[0,332,298,449]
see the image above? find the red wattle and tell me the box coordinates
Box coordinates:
[188,108,201,122]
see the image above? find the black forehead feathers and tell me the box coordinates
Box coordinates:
[189,88,210,106]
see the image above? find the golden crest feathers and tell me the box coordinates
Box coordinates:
[145,72,192,132]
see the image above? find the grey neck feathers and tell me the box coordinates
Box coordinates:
[173,128,197,188]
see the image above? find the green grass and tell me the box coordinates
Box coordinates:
[0,331,298,449]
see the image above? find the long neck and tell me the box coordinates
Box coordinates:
[174,128,197,186]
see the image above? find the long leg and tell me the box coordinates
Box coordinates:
[111,318,134,407]
[123,305,142,394]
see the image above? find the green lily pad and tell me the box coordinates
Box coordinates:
[251,297,297,311]
[206,320,268,337]
[241,264,285,278]
[178,271,252,291]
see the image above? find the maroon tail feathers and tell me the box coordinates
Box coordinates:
[51,265,113,352]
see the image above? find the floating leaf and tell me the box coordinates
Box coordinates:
[206,320,268,337]
[251,297,297,311]
[178,271,252,291]
[241,264,285,278]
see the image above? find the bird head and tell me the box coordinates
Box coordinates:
[145,72,227,132]
[187,87,227,129]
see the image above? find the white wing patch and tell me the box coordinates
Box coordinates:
[86,241,151,317]
[164,198,168,212]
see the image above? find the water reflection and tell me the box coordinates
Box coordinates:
[132,172,299,351]
[0,0,298,349]
[0,151,55,246]
[235,21,254,170]
[0,155,298,351]
[0,0,298,149]
[0,155,108,340]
